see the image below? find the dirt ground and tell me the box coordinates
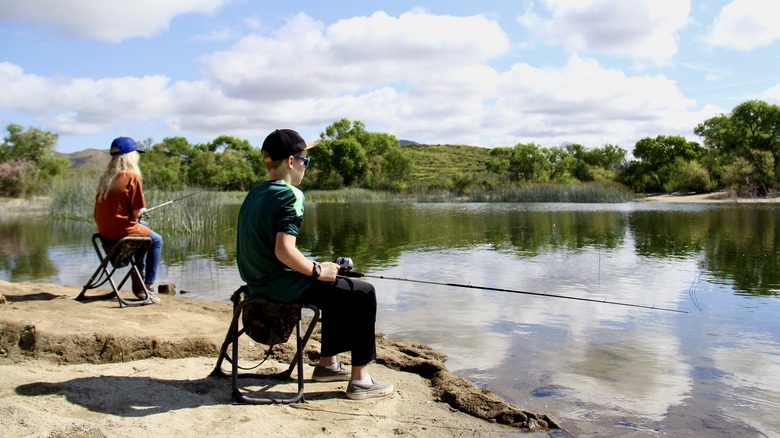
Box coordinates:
[0,281,557,437]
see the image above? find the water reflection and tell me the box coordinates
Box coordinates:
[2,202,780,435]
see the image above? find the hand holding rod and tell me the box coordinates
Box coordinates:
[341,271,690,314]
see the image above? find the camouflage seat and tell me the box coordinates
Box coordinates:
[210,285,321,404]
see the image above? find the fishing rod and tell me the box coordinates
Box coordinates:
[144,188,209,214]
[333,258,689,314]
[143,181,235,215]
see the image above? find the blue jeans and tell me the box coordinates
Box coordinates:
[136,221,162,285]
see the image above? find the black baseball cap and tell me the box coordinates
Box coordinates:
[261,129,315,163]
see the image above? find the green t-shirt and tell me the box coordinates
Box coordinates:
[236,180,312,302]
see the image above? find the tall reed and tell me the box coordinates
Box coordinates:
[463,182,632,203]
[48,172,95,220]
[305,183,633,203]
[48,173,229,235]
[143,190,227,235]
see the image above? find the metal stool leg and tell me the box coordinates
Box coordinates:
[210,287,321,404]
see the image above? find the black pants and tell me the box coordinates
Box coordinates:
[294,277,377,366]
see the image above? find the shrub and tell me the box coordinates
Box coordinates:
[0,159,38,197]
[664,159,715,193]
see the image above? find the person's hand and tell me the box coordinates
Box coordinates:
[318,262,340,282]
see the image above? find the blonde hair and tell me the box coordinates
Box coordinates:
[96,151,142,202]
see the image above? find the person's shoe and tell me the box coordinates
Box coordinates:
[131,276,147,299]
[312,364,351,382]
[346,378,394,400]
[147,291,161,304]
[132,283,148,300]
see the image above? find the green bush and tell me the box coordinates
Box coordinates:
[664,159,715,193]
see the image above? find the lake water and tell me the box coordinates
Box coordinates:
[2,201,780,437]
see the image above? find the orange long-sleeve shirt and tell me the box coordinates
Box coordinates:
[93,170,150,241]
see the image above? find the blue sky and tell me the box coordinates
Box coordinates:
[1,0,778,154]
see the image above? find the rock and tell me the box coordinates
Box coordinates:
[158,284,176,295]
[18,325,36,351]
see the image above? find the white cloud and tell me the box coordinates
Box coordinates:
[479,55,707,147]
[518,0,691,65]
[0,0,229,42]
[0,62,173,135]
[762,84,780,104]
[707,0,780,50]
[0,10,718,151]
[202,11,508,99]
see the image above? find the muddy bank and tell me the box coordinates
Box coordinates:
[0,281,557,435]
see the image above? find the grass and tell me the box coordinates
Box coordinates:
[403,144,494,190]
[468,182,633,203]
[48,173,230,234]
[48,173,96,220]
[143,190,228,234]
[303,182,631,203]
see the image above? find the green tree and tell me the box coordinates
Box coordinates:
[621,135,706,193]
[211,148,256,190]
[209,135,265,188]
[543,147,576,183]
[310,119,372,189]
[143,137,193,189]
[0,124,67,197]
[695,100,780,194]
[188,152,219,187]
[380,147,414,190]
[1,124,57,162]
[487,143,548,182]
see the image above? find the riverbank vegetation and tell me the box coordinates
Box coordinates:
[4,99,780,206]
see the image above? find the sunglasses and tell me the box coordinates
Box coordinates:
[293,155,311,169]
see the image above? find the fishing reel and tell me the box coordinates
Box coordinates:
[333,256,353,275]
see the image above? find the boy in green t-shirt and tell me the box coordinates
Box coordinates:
[237,129,393,400]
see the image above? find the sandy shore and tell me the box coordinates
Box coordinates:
[636,191,780,203]
[0,281,556,437]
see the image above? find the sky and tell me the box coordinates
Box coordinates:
[1,0,779,154]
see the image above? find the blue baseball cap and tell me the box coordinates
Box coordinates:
[110,137,145,156]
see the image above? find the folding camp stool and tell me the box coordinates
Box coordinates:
[76,233,155,307]
[210,285,321,404]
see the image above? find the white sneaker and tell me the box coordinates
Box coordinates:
[346,378,394,400]
[147,291,161,304]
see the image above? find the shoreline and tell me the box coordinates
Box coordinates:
[0,281,556,437]
[636,190,780,203]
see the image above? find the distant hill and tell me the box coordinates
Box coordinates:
[62,140,423,169]
[56,148,109,171]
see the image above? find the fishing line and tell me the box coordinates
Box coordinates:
[144,181,235,215]
[688,272,702,312]
[341,271,690,314]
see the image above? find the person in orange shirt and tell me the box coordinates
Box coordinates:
[93,137,162,303]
